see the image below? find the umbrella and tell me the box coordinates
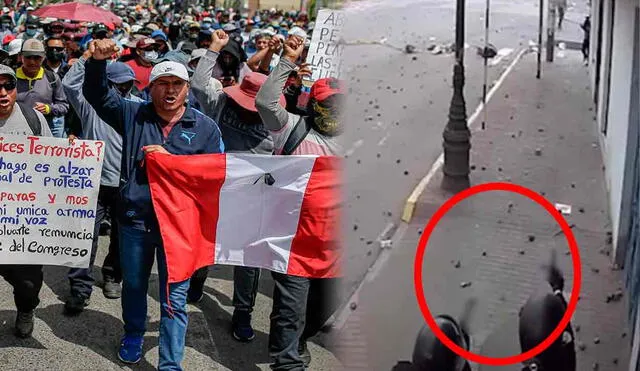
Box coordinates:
[31,3,122,26]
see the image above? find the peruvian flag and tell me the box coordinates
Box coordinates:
[146,153,342,284]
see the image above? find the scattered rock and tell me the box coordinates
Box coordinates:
[366,240,373,245]
[613,358,618,365]
[578,341,586,351]
[528,235,536,242]
[350,302,357,310]
[535,148,542,156]
[396,159,401,164]
[453,260,461,268]
[404,170,409,175]
[593,337,600,344]
[498,167,503,172]
[579,207,585,213]
[470,165,476,170]
[592,362,599,370]
[482,251,487,257]
[591,267,600,273]
[353,224,358,231]
[519,250,526,255]
[460,281,472,288]
[606,289,624,303]
[575,325,581,332]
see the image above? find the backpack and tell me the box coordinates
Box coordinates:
[279,116,311,155]
[43,68,58,91]
[17,101,41,136]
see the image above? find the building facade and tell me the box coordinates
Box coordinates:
[588,0,640,369]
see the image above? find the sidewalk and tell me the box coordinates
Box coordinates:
[335,50,630,371]
[0,244,341,369]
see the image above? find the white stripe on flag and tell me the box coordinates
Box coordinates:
[214,154,317,273]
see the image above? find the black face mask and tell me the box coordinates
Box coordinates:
[46,49,66,62]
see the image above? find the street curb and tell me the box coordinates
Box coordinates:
[401,46,531,223]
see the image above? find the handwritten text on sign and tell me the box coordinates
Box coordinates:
[307,9,345,81]
[0,135,103,268]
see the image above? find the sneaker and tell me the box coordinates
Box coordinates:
[231,310,255,342]
[14,311,34,338]
[103,277,121,299]
[299,340,311,367]
[99,220,111,236]
[117,335,143,364]
[64,295,90,316]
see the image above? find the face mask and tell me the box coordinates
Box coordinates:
[46,49,65,62]
[143,50,158,61]
[311,100,341,136]
[26,28,36,36]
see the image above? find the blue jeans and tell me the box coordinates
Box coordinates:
[49,116,65,138]
[119,224,190,371]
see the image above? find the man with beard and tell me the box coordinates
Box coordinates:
[83,39,224,369]
[0,64,52,338]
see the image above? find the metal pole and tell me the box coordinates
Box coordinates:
[547,0,556,62]
[441,0,471,192]
[481,0,489,130]
[537,0,543,78]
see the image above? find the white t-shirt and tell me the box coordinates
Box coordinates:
[0,103,52,136]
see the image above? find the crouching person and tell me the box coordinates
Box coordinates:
[82,39,224,369]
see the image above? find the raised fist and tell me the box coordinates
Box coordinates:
[210,29,229,53]
[89,39,119,61]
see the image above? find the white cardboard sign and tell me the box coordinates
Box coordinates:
[306,9,345,81]
[0,135,103,268]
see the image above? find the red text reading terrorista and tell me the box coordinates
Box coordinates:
[0,136,97,160]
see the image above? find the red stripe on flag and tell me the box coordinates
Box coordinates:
[147,153,226,283]
[286,156,342,278]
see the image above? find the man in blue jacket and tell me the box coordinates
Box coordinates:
[82,39,224,370]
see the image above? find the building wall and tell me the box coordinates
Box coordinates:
[257,0,301,10]
[595,0,636,261]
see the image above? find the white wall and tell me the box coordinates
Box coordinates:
[601,0,635,259]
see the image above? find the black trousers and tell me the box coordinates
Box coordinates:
[0,264,43,312]
[269,272,340,370]
[67,185,122,298]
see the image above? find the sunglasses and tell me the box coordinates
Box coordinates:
[0,80,16,91]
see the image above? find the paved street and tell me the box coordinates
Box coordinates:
[0,241,341,370]
[335,49,630,370]
[339,0,590,301]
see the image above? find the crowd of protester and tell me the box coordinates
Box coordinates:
[0,2,344,370]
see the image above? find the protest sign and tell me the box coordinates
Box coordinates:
[0,135,103,268]
[306,8,345,81]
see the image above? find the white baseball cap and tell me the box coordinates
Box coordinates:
[7,39,23,56]
[149,61,190,83]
